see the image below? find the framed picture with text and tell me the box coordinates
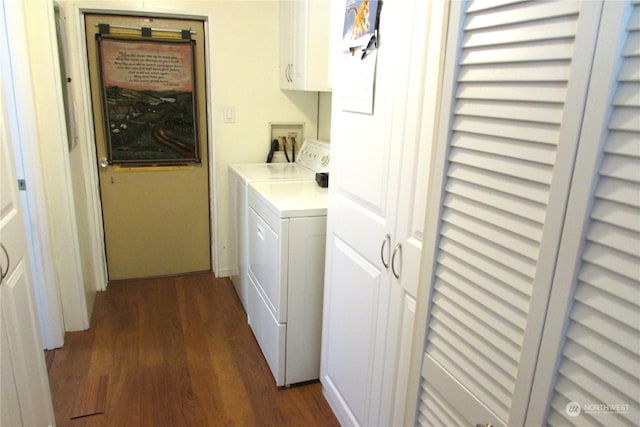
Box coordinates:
[97,36,200,165]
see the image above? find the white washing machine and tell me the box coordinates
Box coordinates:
[247,180,327,386]
[228,140,330,311]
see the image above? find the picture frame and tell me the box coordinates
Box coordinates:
[96,36,200,165]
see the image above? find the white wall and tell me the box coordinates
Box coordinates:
[56,0,325,283]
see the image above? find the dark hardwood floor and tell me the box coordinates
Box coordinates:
[46,273,340,427]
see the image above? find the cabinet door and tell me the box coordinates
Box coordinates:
[412,1,603,426]
[320,1,420,426]
[279,0,294,89]
[289,0,308,89]
[378,1,449,426]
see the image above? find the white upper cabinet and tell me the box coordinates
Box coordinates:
[279,0,330,91]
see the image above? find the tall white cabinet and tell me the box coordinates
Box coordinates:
[408,1,640,426]
[279,0,330,91]
[319,1,448,426]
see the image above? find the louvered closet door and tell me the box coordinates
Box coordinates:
[525,1,640,425]
[416,1,602,426]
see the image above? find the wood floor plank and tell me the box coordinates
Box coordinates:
[69,375,108,419]
[47,273,339,427]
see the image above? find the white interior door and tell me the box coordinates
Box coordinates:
[526,1,640,424]
[414,1,604,425]
[0,49,55,427]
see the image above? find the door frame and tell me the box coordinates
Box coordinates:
[61,1,219,289]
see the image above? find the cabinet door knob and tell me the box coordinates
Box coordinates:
[391,243,402,279]
[380,234,390,269]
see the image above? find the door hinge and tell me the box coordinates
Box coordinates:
[17,179,26,191]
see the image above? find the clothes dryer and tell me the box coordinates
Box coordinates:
[228,140,329,311]
[247,180,328,386]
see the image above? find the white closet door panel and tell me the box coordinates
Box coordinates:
[417,0,602,425]
[526,2,640,425]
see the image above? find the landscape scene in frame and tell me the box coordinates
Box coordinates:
[98,37,200,165]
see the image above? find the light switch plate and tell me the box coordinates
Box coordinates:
[223,106,235,123]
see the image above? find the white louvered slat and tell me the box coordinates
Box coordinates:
[463,15,578,47]
[448,163,550,204]
[438,237,533,296]
[563,340,639,399]
[426,339,511,420]
[623,31,640,56]
[457,81,568,102]
[444,193,543,243]
[449,147,553,184]
[608,107,640,132]
[594,177,640,207]
[613,83,640,106]
[600,154,640,182]
[418,380,469,427]
[433,277,524,346]
[455,99,564,126]
[445,178,546,223]
[436,265,527,331]
[454,115,560,145]
[438,249,530,313]
[458,61,571,83]
[461,39,577,64]
[590,199,639,232]
[442,209,539,261]
[618,57,640,80]
[587,221,640,257]
[604,131,640,156]
[431,295,521,362]
[566,316,639,375]
[465,1,580,30]
[466,0,527,14]
[430,311,518,377]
